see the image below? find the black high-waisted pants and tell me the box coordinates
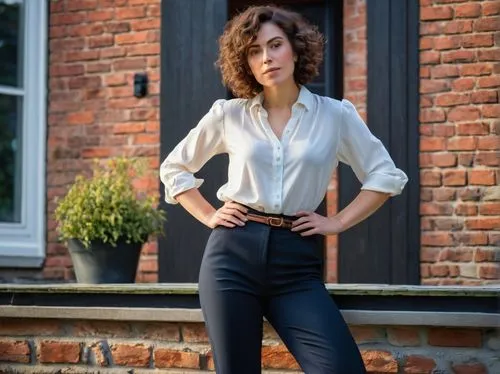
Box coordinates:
[198,213,367,374]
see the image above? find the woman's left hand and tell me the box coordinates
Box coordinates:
[291,211,345,236]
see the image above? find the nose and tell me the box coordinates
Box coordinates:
[262,47,272,64]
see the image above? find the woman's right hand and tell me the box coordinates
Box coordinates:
[206,201,248,229]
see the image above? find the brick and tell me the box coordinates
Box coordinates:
[361,350,398,373]
[261,345,300,370]
[479,264,500,279]
[387,327,420,347]
[420,37,433,50]
[483,1,500,16]
[88,35,114,48]
[403,355,436,374]
[475,248,500,262]
[451,77,476,91]
[51,13,86,26]
[447,137,477,151]
[39,341,81,363]
[433,188,456,201]
[455,203,478,216]
[460,63,493,76]
[127,44,160,56]
[462,34,494,48]
[0,340,30,363]
[472,91,498,104]
[459,187,484,201]
[116,31,149,45]
[87,9,114,22]
[434,35,462,50]
[478,136,500,150]
[469,170,496,185]
[421,247,441,263]
[420,171,441,187]
[135,323,179,341]
[433,153,457,167]
[50,38,86,51]
[420,110,446,123]
[67,24,104,37]
[421,6,453,21]
[421,264,430,277]
[67,111,94,125]
[454,232,488,246]
[442,50,476,64]
[479,202,500,215]
[422,232,454,247]
[81,147,111,158]
[483,104,500,118]
[104,22,131,33]
[154,349,200,369]
[440,247,475,262]
[452,362,487,374]
[111,343,150,367]
[457,122,490,135]
[447,107,481,122]
[443,20,473,34]
[421,202,454,216]
[349,326,385,344]
[130,18,161,31]
[466,218,500,230]
[455,3,481,18]
[420,51,441,64]
[474,17,500,32]
[478,49,500,62]
[443,170,466,186]
[113,123,145,134]
[436,93,469,106]
[67,0,97,11]
[475,152,500,167]
[116,6,147,19]
[428,328,482,348]
[73,321,131,337]
[430,264,452,277]
[113,57,147,71]
[133,134,158,145]
[50,64,85,77]
[478,76,500,90]
[182,323,209,343]
[431,65,459,78]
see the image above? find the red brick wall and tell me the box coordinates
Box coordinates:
[39,0,499,285]
[0,318,496,372]
[419,0,499,285]
[46,0,161,282]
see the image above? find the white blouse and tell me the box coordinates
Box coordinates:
[160,86,408,216]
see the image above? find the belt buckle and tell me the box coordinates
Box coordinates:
[268,217,284,227]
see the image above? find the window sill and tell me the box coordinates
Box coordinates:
[0,255,44,268]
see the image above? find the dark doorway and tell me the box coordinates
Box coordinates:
[338,0,420,284]
[159,0,342,283]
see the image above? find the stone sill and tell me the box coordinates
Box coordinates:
[1,282,499,296]
[1,283,498,328]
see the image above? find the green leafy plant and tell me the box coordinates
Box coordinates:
[55,157,166,248]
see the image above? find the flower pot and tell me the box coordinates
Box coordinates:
[67,238,143,283]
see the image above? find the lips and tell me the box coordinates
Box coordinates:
[263,67,280,74]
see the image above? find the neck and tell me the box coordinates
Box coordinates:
[262,80,300,110]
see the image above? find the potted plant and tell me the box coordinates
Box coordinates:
[54,157,166,284]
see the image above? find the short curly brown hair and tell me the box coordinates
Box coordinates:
[216,5,325,99]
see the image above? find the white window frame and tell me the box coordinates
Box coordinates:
[0,0,47,267]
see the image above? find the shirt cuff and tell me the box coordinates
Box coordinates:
[361,170,409,196]
[164,176,204,204]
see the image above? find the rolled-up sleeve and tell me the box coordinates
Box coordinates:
[337,99,408,196]
[160,99,226,204]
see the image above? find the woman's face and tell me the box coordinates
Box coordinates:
[246,22,296,88]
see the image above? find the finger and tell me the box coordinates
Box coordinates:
[291,216,309,227]
[225,207,247,221]
[291,221,315,232]
[219,212,245,226]
[294,211,310,217]
[300,228,318,236]
[218,219,236,228]
[228,202,248,214]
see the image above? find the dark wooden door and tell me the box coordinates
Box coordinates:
[338,0,420,284]
[159,0,341,282]
[159,0,228,282]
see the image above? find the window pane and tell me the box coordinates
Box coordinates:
[0,0,24,87]
[0,94,23,223]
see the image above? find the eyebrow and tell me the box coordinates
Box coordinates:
[249,36,283,49]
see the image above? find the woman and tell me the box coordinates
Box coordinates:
[160,5,408,373]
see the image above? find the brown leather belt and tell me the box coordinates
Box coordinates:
[246,212,295,229]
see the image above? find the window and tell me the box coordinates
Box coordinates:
[0,0,47,267]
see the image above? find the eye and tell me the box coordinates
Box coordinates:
[248,49,259,57]
[271,42,282,49]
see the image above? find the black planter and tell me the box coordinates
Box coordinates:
[67,238,143,283]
